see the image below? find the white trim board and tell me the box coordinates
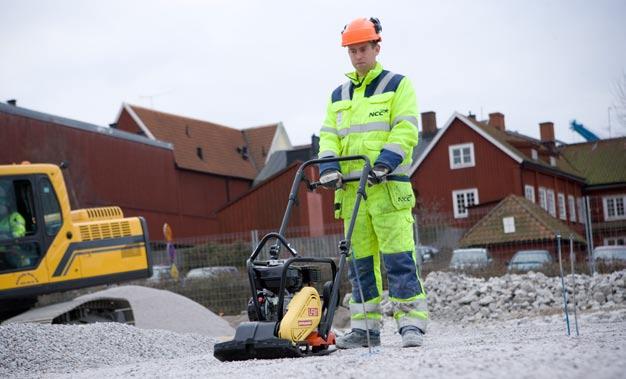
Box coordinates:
[123,103,156,140]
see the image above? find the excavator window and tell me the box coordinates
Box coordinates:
[13,180,37,236]
[39,178,62,237]
[0,179,41,273]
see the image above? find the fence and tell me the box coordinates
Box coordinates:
[130,193,624,317]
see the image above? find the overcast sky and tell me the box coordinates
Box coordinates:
[2,0,625,146]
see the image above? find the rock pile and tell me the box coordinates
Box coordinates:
[344,270,626,322]
[422,270,626,321]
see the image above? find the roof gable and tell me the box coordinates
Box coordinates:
[410,112,523,175]
[242,124,279,171]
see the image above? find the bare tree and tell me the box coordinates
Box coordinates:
[612,71,626,134]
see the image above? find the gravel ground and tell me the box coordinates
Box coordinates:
[2,308,625,379]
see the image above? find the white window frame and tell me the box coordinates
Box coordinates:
[449,143,475,170]
[568,195,576,223]
[550,156,557,167]
[604,236,626,246]
[538,187,547,211]
[557,193,567,220]
[603,195,626,221]
[547,189,556,217]
[452,188,479,219]
[577,198,586,225]
[524,185,535,203]
[531,149,538,160]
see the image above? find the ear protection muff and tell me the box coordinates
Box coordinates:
[369,17,382,34]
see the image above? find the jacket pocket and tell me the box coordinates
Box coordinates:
[367,92,394,104]
[387,181,415,210]
[330,101,351,131]
[362,140,385,168]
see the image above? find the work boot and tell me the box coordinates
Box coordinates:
[401,327,424,348]
[336,328,381,349]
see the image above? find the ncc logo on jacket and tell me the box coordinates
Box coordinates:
[369,108,389,117]
[397,195,412,203]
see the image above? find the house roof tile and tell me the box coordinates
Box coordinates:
[559,137,626,186]
[466,118,584,179]
[459,194,585,247]
[128,105,277,180]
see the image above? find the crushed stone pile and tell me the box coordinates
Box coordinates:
[421,269,625,321]
[342,270,626,322]
[74,285,234,337]
[0,323,216,377]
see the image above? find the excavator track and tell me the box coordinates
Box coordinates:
[2,297,134,325]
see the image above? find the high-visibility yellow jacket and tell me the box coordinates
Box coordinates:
[319,63,419,218]
[319,62,419,180]
[0,211,26,238]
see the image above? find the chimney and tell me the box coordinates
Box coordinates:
[539,122,555,142]
[421,111,437,135]
[7,99,17,106]
[488,112,505,131]
[311,134,320,158]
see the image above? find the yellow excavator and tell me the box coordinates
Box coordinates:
[0,163,152,323]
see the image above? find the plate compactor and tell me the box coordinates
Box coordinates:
[213,156,371,361]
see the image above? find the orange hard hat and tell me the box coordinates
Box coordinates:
[341,17,382,47]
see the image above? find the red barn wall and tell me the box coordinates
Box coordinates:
[0,110,253,239]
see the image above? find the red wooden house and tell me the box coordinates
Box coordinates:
[410,111,587,233]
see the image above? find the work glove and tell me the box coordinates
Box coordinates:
[319,170,343,189]
[368,165,389,186]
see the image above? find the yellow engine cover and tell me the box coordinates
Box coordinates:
[278,287,322,342]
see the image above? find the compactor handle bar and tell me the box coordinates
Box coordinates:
[275,155,371,249]
[249,155,370,262]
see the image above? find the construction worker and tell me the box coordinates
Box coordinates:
[0,183,26,239]
[0,183,26,270]
[318,17,428,348]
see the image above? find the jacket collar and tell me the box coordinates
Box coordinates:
[345,62,383,87]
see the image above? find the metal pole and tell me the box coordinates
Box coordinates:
[413,213,420,246]
[341,158,373,353]
[413,213,422,278]
[350,249,372,353]
[569,235,580,336]
[557,234,571,336]
[584,196,595,274]
[250,229,259,252]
